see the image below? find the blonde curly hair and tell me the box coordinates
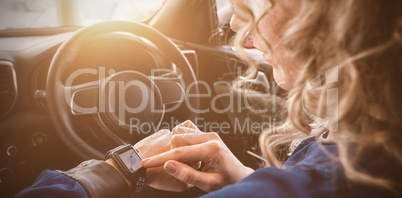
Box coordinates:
[231,0,402,190]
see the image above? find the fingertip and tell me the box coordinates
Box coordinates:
[171,134,180,143]
[182,120,193,127]
[173,126,186,134]
[164,161,177,175]
[182,120,192,125]
[172,126,183,134]
[183,120,200,131]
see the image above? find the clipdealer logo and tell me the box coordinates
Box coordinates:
[63,67,283,127]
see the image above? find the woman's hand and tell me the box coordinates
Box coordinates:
[133,120,201,192]
[141,126,254,192]
[133,129,191,192]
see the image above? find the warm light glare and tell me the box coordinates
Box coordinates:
[0,0,165,30]
[78,0,165,26]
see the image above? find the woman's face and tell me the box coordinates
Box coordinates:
[230,0,300,90]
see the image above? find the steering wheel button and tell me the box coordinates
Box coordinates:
[0,168,14,183]
[32,133,47,147]
[6,145,17,156]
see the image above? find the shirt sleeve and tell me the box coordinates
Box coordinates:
[14,169,88,198]
[15,160,132,198]
[199,167,331,198]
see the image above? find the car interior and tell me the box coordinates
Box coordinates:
[0,0,286,197]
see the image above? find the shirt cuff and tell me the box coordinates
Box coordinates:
[57,159,131,198]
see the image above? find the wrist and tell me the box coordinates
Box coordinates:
[106,158,134,191]
[243,166,255,176]
[105,145,147,194]
[232,166,254,183]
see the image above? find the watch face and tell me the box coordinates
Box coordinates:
[118,149,142,173]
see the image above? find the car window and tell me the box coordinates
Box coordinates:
[0,0,165,31]
[214,0,258,51]
[212,0,233,45]
[216,0,232,27]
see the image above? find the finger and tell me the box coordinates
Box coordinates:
[163,160,220,192]
[190,161,202,170]
[146,167,193,192]
[173,126,198,135]
[170,127,202,150]
[171,127,200,150]
[173,120,200,134]
[171,128,208,171]
[171,131,220,149]
[180,120,200,130]
[142,141,220,168]
[150,129,171,138]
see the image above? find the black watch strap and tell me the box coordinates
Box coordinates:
[133,167,146,193]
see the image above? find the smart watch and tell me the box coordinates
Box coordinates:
[105,144,146,193]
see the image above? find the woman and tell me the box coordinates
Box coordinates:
[142,0,402,196]
[16,0,402,197]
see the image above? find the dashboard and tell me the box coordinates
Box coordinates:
[0,31,184,196]
[0,32,83,196]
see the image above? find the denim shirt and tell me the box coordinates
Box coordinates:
[15,136,401,198]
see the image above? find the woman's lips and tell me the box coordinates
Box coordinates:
[244,38,254,48]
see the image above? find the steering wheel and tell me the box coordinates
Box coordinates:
[46,21,199,160]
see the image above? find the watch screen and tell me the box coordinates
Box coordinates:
[118,149,142,173]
